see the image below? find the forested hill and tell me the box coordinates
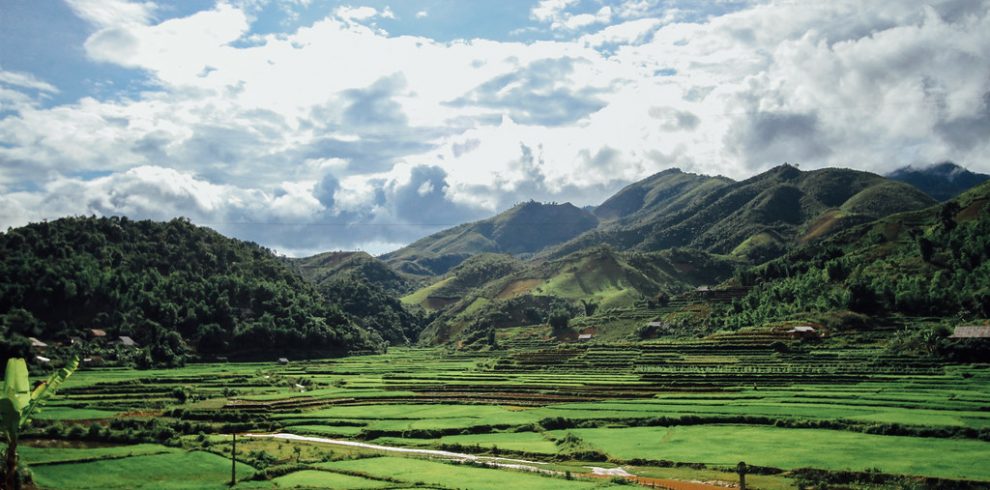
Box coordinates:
[0,216,384,364]
[717,180,990,330]
[887,162,990,201]
[288,251,426,345]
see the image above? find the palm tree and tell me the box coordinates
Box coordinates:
[2,356,78,489]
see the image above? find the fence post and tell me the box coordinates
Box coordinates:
[737,461,748,490]
[230,433,237,486]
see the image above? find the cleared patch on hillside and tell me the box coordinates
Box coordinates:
[496,278,543,300]
[401,276,455,309]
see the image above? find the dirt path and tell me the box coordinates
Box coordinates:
[245,433,732,489]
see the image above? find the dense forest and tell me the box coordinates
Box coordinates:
[0,217,384,365]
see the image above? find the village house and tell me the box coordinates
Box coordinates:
[89,328,107,340]
[118,336,139,348]
[786,325,819,339]
[28,337,48,352]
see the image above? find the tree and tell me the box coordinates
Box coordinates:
[1,357,79,489]
[580,299,598,317]
[548,308,571,336]
[939,201,961,232]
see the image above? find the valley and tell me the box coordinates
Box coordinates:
[3,163,990,489]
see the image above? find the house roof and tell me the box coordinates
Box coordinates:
[951,326,990,338]
[118,336,138,347]
[578,334,593,339]
[788,326,816,333]
[90,329,107,337]
[29,337,48,348]
[35,355,51,363]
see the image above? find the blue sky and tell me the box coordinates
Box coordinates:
[1,0,989,255]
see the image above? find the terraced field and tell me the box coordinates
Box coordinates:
[15,339,990,489]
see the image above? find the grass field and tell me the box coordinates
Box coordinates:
[30,450,254,489]
[551,425,990,480]
[16,342,990,489]
[318,456,619,489]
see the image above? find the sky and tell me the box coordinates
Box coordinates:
[1,0,989,256]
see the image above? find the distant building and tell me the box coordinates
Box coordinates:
[118,336,139,348]
[951,326,990,338]
[278,357,290,365]
[645,321,673,333]
[29,337,48,351]
[787,325,818,339]
[89,329,107,340]
[578,333,593,341]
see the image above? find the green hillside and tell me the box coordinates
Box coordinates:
[716,180,990,338]
[289,251,426,345]
[0,217,384,364]
[546,165,937,263]
[382,201,598,276]
[413,246,739,346]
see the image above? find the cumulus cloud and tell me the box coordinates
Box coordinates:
[2,0,989,254]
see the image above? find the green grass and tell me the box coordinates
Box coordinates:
[268,470,391,488]
[34,407,120,420]
[318,456,617,489]
[400,276,454,308]
[553,425,990,480]
[438,432,560,454]
[20,443,173,464]
[30,450,255,489]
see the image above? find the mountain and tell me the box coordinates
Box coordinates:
[593,168,733,221]
[887,162,990,201]
[545,165,937,263]
[0,217,384,364]
[382,201,598,276]
[289,251,426,345]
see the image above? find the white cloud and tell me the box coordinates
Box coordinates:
[0,68,59,94]
[335,5,394,22]
[415,10,428,19]
[531,0,579,23]
[2,0,990,253]
[64,0,157,28]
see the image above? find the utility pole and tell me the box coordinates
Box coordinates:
[230,433,237,486]
[737,461,748,490]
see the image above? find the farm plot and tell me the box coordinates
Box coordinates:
[316,456,620,489]
[550,425,990,480]
[29,448,254,489]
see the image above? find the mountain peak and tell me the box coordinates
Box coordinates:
[888,162,990,201]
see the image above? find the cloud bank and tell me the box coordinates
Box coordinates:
[1,0,988,255]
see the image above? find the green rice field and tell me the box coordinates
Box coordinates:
[15,340,990,489]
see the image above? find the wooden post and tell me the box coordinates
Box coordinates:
[737,461,748,490]
[230,433,236,486]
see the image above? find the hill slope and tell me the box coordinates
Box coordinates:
[289,251,426,345]
[888,162,990,201]
[0,217,383,364]
[716,180,990,329]
[382,201,598,276]
[546,165,937,262]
